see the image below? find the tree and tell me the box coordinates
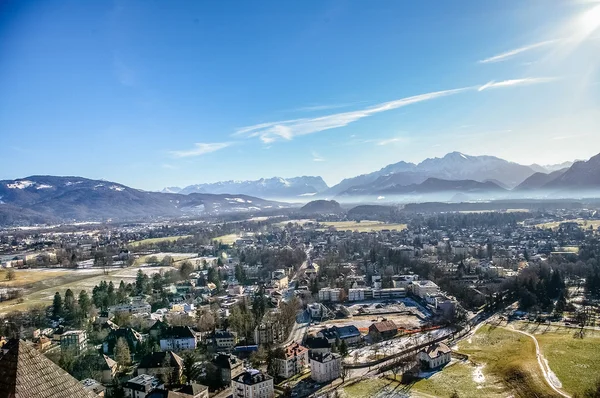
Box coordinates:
[114,337,131,368]
[339,340,349,358]
[64,289,76,313]
[340,365,350,383]
[179,261,194,280]
[52,292,63,318]
[5,268,16,281]
[266,347,285,377]
[161,255,174,267]
[78,290,91,318]
[182,351,198,383]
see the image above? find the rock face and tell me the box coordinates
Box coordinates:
[0,176,286,225]
[542,153,600,189]
[176,176,329,198]
[300,200,342,214]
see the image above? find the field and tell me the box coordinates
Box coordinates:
[534,219,600,230]
[0,269,71,287]
[129,235,192,247]
[513,321,600,397]
[0,266,173,314]
[214,233,242,245]
[318,220,407,232]
[411,325,558,398]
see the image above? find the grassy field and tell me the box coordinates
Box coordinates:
[318,220,407,232]
[412,325,559,398]
[214,233,243,245]
[513,321,600,397]
[0,269,71,287]
[0,266,173,314]
[129,235,192,247]
[534,219,600,230]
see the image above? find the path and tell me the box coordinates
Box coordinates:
[505,325,570,398]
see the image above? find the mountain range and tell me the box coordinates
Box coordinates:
[0,176,287,225]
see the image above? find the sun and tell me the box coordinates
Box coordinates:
[579,4,600,37]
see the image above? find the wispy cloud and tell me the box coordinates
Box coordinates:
[478,77,557,91]
[291,102,362,112]
[478,39,559,64]
[235,87,470,143]
[375,137,407,146]
[113,56,136,86]
[170,142,231,158]
[312,151,325,162]
[161,163,177,169]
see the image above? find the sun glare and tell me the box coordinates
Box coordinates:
[579,4,600,36]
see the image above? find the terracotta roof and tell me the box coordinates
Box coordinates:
[284,342,308,359]
[0,339,97,398]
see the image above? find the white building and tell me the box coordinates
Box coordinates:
[318,288,341,302]
[159,326,197,352]
[309,352,341,383]
[211,329,237,351]
[123,374,159,398]
[411,280,440,299]
[232,369,274,398]
[109,300,151,317]
[417,342,451,369]
[274,342,309,379]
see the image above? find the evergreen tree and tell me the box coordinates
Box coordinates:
[52,292,63,318]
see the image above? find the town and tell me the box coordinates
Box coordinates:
[1,207,599,398]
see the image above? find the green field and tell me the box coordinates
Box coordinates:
[514,322,600,397]
[318,220,408,232]
[129,235,192,247]
[411,325,559,398]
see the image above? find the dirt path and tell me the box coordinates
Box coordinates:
[505,325,570,398]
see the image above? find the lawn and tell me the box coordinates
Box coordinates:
[534,219,600,230]
[514,322,600,397]
[318,220,407,232]
[214,233,241,245]
[412,325,559,398]
[342,377,405,398]
[129,235,192,247]
[0,266,173,314]
[0,269,71,287]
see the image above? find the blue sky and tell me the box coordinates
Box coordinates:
[1,0,599,190]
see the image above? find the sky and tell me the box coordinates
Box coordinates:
[1,0,599,191]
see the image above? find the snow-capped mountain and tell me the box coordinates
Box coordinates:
[176,176,329,198]
[161,187,182,194]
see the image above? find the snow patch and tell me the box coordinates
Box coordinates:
[299,192,317,197]
[473,364,485,384]
[94,184,105,188]
[460,153,468,160]
[377,196,385,200]
[6,180,34,189]
[109,185,125,191]
[65,181,83,186]
[226,197,247,203]
[36,184,52,189]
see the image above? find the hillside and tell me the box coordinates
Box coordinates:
[300,200,342,214]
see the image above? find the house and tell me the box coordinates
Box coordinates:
[108,299,152,317]
[136,351,184,382]
[100,354,118,384]
[0,339,97,397]
[303,336,331,354]
[232,369,274,398]
[334,325,362,345]
[81,378,106,397]
[149,320,168,340]
[316,327,337,344]
[274,342,309,379]
[254,321,284,345]
[159,326,197,352]
[123,374,161,398]
[417,342,452,369]
[61,330,87,355]
[103,327,143,355]
[209,329,237,351]
[212,353,244,387]
[146,383,209,398]
[309,352,341,383]
[33,336,52,352]
[271,274,288,290]
[368,320,397,341]
[411,280,440,299]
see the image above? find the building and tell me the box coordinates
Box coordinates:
[412,280,440,299]
[232,369,274,398]
[271,274,288,290]
[274,342,309,379]
[81,378,106,397]
[123,374,160,398]
[100,354,119,384]
[303,336,331,355]
[372,288,406,299]
[159,326,197,352]
[334,325,362,345]
[309,352,341,383]
[318,288,342,302]
[136,351,184,381]
[212,353,244,387]
[60,330,87,355]
[147,383,209,398]
[0,339,97,397]
[33,336,52,352]
[417,343,452,369]
[103,327,143,355]
[254,321,284,345]
[368,320,397,341]
[210,329,237,351]
[108,300,151,317]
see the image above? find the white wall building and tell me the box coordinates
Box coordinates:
[309,352,341,383]
[232,370,274,398]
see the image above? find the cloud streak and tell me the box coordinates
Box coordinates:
[170,142,231,158]
[478,39,559,63]
[235,87,470,143]
[478,77,557,91]
[312,151,325,162]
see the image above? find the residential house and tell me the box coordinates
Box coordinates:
[303,336,331,355]
[61,330,87,355]
[159,326,197,352]
[417,342,452,369]
[136,351,184,382]
[368,320,397,341]
[232,369,274,398]
[100,354,118,384]
[209,329,237,351]
[123,374,160,398]
[309,352,341,383]
[81,378,106,397]
[146,383,209,398]
[274,342,309,379]
[212,353,244,387]
[334,325,362,345]
[33,336,52,352]
[254,321,284,345]
[103,327,143,356]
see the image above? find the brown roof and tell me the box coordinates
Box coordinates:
[0,339,97,398]
[421,342,451,359]
[284,342,308,359]
[370,320,397,333]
